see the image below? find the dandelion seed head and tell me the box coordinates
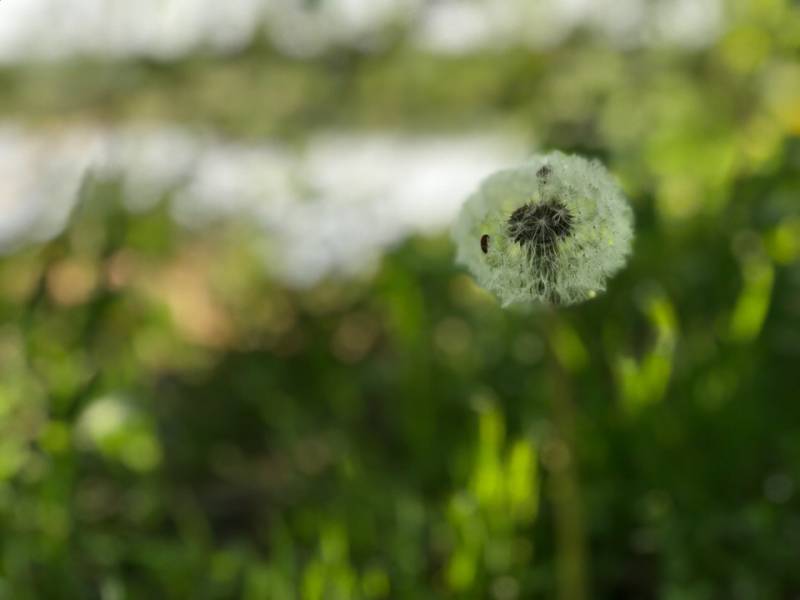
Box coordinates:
[452,151,634,306]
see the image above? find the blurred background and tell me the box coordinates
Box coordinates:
[1,0,799,598]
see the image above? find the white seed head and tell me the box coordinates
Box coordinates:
[452,152,633,306]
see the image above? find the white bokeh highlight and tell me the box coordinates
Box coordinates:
[0,125,525,285]
[0,0,723,63]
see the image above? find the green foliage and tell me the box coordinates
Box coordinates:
[1,2,800,597]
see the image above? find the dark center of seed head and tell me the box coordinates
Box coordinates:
[507,200,574,253]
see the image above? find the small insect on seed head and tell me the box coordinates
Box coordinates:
[536,165,551,179]
[480,234,490,254]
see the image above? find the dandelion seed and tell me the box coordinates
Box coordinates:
[452,151,634,306]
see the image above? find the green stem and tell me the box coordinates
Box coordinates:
[545,311,588,600]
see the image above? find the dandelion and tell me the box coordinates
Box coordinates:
[453,151,633,306]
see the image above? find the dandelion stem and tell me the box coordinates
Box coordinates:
[545,310,588,600]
